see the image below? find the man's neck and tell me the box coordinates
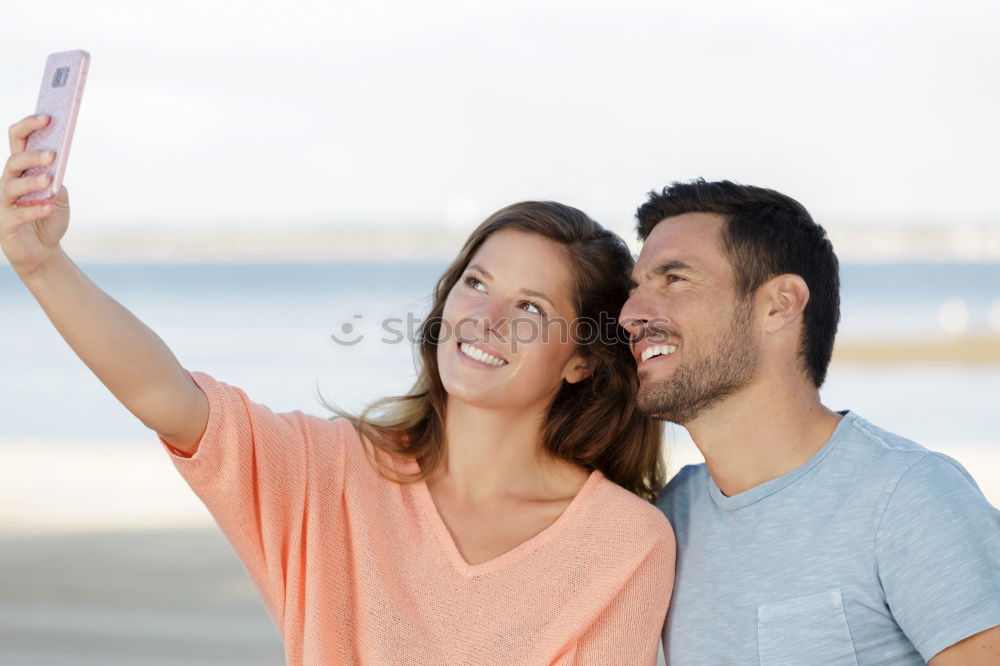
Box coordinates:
[685,378,843,497]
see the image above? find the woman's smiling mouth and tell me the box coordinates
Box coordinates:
[456,340,509,367]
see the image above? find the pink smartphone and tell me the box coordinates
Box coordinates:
[15,49,90,206]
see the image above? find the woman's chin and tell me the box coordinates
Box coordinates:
[442,380,527,411]
[442,383,501,409]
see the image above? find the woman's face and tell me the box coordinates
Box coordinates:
[436,229,594,412]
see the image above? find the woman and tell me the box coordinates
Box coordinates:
[2,113,674,665]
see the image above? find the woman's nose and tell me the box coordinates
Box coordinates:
[460,298,508,341]
[480,300,510,340]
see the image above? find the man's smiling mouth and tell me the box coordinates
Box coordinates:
[640,344,678,364]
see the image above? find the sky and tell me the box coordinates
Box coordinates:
[1,0,998,237]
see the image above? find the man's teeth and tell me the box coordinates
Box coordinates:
[460,342,507,366]
[640,344,678,363]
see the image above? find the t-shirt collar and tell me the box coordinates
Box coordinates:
[707,410,856,511]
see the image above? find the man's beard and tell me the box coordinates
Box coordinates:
[636,297,758,425]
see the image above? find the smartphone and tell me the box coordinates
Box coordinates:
[15,49,90,206]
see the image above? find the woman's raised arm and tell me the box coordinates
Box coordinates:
[2,114,208,454]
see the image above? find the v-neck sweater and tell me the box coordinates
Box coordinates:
[158,370,675,665]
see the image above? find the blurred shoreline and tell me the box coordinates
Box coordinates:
[832,336,1000,364]
[7,222,998,263]
[2,436,997,539]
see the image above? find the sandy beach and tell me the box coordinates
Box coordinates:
[0,528,284,665]
[1,435,997,664]
[0,438,286,665]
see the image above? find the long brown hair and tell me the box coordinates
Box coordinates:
[318,201,665,501]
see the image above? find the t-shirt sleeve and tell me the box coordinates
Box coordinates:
[875,452,1000,661]
[157,369,343,635]
[574,515,676,665]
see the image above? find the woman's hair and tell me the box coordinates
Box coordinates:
[318,201,665,501]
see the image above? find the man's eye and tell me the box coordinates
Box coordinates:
[665,274,684,284]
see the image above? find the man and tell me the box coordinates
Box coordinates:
[620,179,1000,664]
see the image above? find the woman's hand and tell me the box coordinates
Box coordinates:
[1,114,71,278]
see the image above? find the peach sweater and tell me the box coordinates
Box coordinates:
[159,370,675,665]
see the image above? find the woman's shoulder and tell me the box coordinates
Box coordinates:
[589,472,675,545]
[307,415,366,459]
[309,416,416,478]
[313,414,361,439]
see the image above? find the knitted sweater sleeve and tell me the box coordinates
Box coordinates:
[156,369,344,636]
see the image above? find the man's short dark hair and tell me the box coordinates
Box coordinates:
[635,178,841,388]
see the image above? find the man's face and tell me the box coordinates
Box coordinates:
[619,212,760,424]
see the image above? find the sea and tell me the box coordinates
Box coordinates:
[1,261,998,447]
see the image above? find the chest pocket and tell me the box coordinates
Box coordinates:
[757,589,858,666]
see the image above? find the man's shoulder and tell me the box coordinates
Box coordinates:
[881,449,988,510]
[655,463,708,525]
[839,411,928,457]
[836,412,987,504]
[835,412,936,477]
[660,463,708,499]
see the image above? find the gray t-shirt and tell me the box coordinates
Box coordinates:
[658,410,1000,665]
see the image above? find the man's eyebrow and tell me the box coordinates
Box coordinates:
[466,264,556,308]
[629,260,697,291]
[652,260,696,276]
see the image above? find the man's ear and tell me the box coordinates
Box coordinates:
[564,354,596,384]
[761,273,810,334]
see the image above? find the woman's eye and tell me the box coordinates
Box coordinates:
[463,276,543,314]
[520,301,544,316]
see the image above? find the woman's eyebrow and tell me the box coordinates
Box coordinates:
[467,264,557,309]
[467,263,493,279]
[520,288,556,309]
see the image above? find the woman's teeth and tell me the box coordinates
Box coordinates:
[460,342,508,366]
[641,344,678,363]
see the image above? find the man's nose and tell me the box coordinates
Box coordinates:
[619,292,649,340]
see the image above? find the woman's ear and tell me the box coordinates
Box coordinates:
[564,354,596,384]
